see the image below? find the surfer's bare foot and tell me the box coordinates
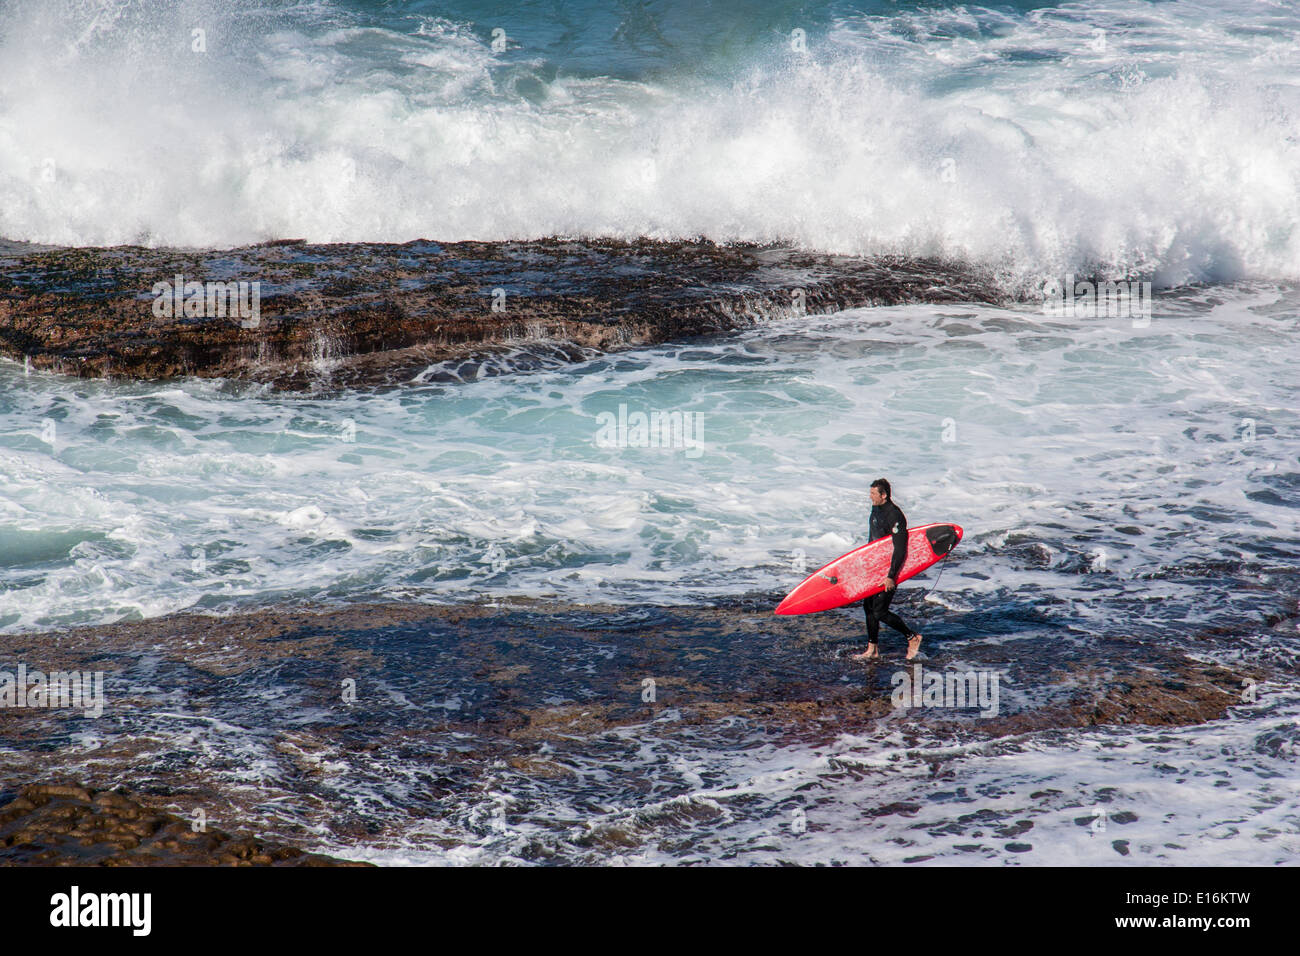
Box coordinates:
[906,633,923,660]
[851,645,880,661]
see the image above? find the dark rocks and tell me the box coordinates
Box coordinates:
[0,596,1281,864]
[0,783,368,866]
[0,238,996,390]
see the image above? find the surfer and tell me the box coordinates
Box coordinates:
[852,479,923,661]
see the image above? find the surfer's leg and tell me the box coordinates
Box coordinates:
[875,588,913,636]
[851,596,882,659]
[877,591,923,658]
[879,608,914,637]
[864,595,882,644]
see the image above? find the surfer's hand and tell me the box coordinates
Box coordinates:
[883,577,895,591]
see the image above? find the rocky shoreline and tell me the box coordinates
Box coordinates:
[1,595,1285,864]
[0,239,997,390]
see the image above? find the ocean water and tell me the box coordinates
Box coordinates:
[1,289,1297,634]
[2,0,1300,285]
[2,0,1299,865]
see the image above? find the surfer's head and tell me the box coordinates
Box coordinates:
[869,478,891,505]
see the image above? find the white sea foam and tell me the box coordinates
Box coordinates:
[161,684,1300,866]
[1,0,1299,284]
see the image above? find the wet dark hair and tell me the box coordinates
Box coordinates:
[870,478,891,500]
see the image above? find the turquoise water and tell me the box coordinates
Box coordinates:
[2,288,1296,635]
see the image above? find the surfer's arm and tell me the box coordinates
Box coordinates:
[887,515,907,582]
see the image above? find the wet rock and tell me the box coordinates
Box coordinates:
[0,595,1288,864]
[0,239,994,390]
[0,784,367,866]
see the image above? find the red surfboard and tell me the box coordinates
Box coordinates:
[774,523,962,615]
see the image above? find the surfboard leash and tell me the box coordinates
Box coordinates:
[905,553,949,604]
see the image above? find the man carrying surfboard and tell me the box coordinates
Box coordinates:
[852,479,923,661]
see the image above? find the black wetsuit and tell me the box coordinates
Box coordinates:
[863,499,916,644]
